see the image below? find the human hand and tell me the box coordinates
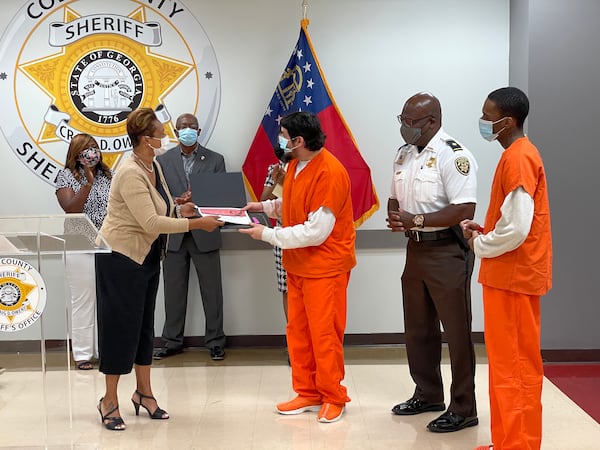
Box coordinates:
[82,165,95,186]
[386,208,408,232]
[190,215,224,232]
[179,202,198,218]
[460,219,483,239]
[272,165,285,185]
[238,223,265,240]
[175,190,192,205]
[242,202,264,212]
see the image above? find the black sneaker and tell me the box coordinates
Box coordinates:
[210,346,225,361]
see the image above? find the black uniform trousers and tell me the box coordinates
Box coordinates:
[161,233,226,350]
[96,239,161,375]
[401,236,477,417]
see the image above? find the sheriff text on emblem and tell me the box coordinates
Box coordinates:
[0,0,221,186]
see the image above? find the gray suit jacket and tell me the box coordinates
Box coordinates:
[157,144,226,252]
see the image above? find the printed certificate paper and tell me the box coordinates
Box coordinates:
[196,207,252,226]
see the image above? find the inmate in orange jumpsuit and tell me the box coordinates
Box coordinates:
[282,149,356,406]
[478,136,552,450]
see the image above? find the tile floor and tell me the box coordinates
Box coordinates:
[0,346,599,449]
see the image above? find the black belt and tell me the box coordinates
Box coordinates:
[405,228,454,242]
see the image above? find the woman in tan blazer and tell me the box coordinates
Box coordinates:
[95,108,223,431]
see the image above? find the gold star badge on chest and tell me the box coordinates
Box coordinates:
[425,157,436,168]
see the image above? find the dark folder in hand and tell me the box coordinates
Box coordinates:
[188,172,271,229]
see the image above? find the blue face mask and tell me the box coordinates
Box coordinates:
[178,128,199,146]
[278,135,294,153]
[479,117,507,142]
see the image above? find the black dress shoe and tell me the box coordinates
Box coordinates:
[391,398,446,416]
[152,347,183,360]
[210,346,225,361]
[426,410,479,433]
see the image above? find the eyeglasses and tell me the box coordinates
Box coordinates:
[397,114,432,127]
[278,134,298,141]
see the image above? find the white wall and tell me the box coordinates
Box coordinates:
[0,0,509,339]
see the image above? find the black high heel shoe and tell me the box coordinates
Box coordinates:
[97,397,126,431]
[131,390,169,419]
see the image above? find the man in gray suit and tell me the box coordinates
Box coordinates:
[153,113,227,361]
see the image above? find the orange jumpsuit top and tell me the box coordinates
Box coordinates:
[479,137,552,296]
[282,149,356,278]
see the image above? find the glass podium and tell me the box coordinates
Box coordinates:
[0,214,110,445]
[0,213,110,255]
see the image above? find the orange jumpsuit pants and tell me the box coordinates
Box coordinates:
[483,285,543,450]
[286,271,351,406]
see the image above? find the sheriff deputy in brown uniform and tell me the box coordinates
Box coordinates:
[386,92,479,433]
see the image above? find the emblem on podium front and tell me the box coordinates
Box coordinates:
[0,258,47,332]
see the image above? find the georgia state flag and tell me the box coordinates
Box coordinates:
[242,19,379,227]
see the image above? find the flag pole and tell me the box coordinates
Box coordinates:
[302,0,309,27]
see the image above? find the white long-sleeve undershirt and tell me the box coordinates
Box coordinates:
[474,186,534,258]
[261,202,336,249]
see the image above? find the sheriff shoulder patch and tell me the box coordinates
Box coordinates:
[454,156,470,175]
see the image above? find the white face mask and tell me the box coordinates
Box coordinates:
[147,135,170,156]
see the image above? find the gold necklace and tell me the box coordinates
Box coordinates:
[133,153,154,173]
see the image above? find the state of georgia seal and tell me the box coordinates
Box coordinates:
[0,258,47,332]
[0,0,221,185]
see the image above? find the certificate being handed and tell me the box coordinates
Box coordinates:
[196,206,252,226]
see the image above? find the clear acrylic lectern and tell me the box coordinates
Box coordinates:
[0,213,110,441]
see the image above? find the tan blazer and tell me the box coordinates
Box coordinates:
[97,155,189,265]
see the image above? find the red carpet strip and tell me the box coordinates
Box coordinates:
[544,364,600,424]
